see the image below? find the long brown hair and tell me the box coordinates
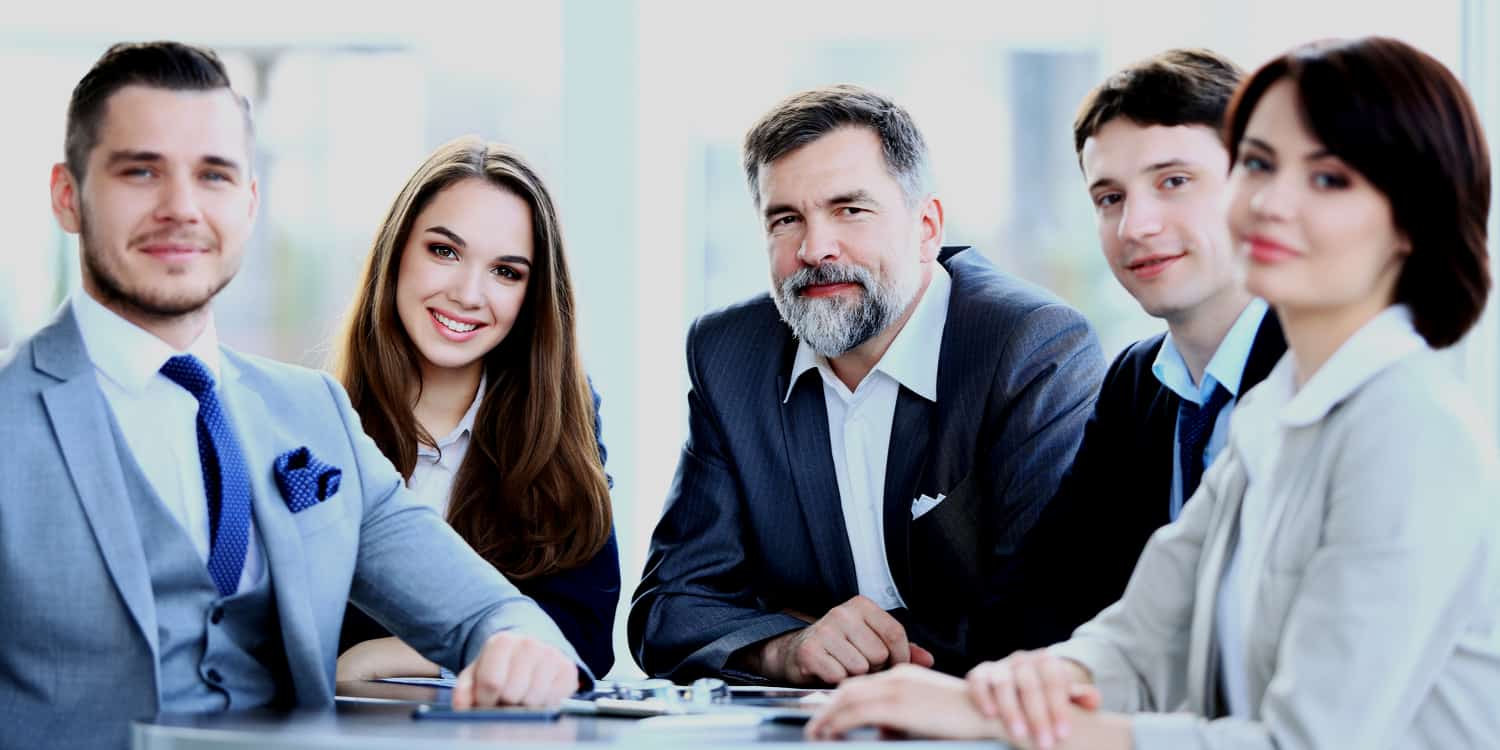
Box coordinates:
[331,136,612,579]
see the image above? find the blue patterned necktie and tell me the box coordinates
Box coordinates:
[1176,383,1233,515]
[160,355,252,597]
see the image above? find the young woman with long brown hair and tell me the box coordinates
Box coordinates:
[330,136,618,680]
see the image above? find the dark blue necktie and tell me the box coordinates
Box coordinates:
[1177,383,1233,512]
[160,355,252,597]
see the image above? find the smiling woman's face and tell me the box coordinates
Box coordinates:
[1227,79,1408,318]
[394,177,534,376]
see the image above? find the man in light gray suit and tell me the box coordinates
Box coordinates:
[0,42,583,750]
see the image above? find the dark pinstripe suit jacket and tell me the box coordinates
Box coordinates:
[995,312,1286,656]
[628,246,1107,680]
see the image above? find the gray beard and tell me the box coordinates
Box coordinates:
[771,262,918,358]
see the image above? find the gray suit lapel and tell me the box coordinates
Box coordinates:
[217,353,330,704]
[881,387,932,599]
[777,371,859,598]
[33,306,161,670]
[1186,456,1249,717]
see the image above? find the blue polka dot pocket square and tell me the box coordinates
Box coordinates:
[273,447,343,513]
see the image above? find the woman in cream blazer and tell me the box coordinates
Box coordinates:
[807,36,1500,750]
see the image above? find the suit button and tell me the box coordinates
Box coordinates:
[210,607,224,625]
[206,668,223,684]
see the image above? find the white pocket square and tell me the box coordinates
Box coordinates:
[911,493,946,520]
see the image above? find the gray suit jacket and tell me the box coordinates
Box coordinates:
[1051,347,1500,749]
[0,305,581,749]
[630,246,1106,679]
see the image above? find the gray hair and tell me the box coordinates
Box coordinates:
[742,84,932,207]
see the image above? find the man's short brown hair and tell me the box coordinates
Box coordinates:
[1073,48,1243,158]
[65,41,251,183]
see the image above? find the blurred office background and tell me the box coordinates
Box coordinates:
[3,0,1496,677]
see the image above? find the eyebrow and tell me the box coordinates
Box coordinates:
[424,226,467,248]
[1087,159,1194,194]
[762,202,795,220]
[106,150,162,166]
[424,226,532,267]
[762,189,880,220]
[827,189,878,206]
[105,150,244,175]
[202,155,243,173]
[1240,137,1334,162]
[1241,137,1276,156]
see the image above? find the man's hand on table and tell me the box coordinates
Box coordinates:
[450,631,579,709]
[743,595,935,686]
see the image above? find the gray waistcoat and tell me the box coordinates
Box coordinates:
[114,426,291,713]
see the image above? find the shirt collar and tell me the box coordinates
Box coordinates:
[1279,304,1425,427]
[1152,297,1269,405]
[72,289,222,394]
[782,262,950,404]
[417,372,487,458]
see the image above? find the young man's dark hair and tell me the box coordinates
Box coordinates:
[64,40,251,183]
[1072,48,1244,159]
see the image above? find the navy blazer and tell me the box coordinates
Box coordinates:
[992,311,1286,656]
[629,246,1106,680]
[340,383,621,678]
[338,535,619,679]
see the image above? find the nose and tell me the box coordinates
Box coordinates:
[153,171,203,224]
[1247,174,1293,221]
[449,265,487,309]
[1117,195,1164,243]
[797,216,841,266]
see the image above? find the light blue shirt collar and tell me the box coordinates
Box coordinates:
[783,262,950,404]
[1152,298,1269,405]
[72,289,222,394]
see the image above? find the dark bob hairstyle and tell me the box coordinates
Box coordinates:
[1224,36,1491,349]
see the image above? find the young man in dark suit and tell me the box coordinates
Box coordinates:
[993,49,1289,654]
[629,85,1107,684]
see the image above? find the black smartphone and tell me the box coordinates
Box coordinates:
[412,704,562,721]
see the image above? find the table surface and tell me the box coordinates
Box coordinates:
[129,681,1006,749]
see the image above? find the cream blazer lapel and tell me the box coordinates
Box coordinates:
[1184,447,1251,717]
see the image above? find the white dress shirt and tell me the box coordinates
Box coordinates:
[782,263,952,611]
[405,374,486,518]
[72,291,264,593]
[1216,304,1426,717]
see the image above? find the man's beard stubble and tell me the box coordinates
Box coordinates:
[771,262,920,358]
[79,207,234,320]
